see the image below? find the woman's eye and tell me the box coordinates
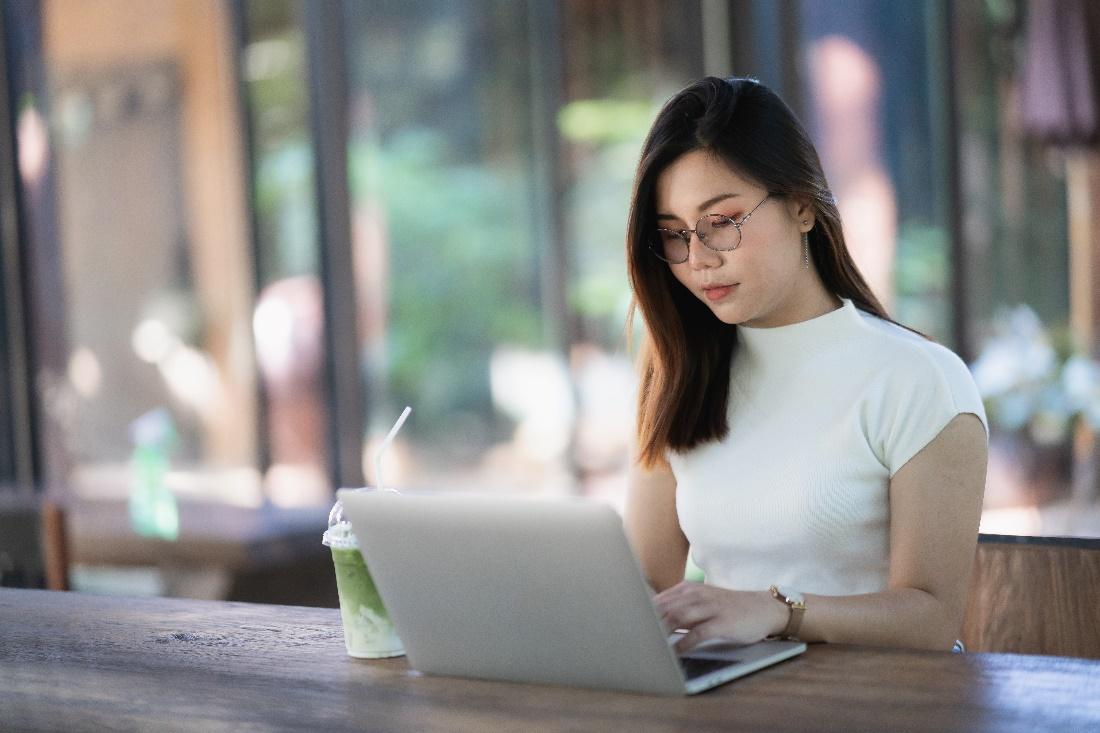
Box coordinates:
[710,216,736,228]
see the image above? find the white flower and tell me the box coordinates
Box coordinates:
[969,303,1100,438]
[970,304,1056,398]
[1063,355,1100,412]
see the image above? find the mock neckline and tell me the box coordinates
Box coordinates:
[736,297,866,363]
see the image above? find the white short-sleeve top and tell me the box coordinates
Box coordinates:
[668,297,989,596]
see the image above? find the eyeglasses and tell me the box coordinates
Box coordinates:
[650,193,773,264]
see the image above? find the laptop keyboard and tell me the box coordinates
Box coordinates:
[678,655,741,681]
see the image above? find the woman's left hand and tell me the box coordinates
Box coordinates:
[654,581,789,653]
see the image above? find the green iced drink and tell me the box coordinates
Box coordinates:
[323,498,404,659]
[330,546,403,658]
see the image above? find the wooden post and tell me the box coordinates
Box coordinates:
[1066,152,1100,512]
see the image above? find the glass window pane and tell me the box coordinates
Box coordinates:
[342,1,703,505]
[953,0,1085,538]
[799,0,1091,538]
[242,0,330,507]
[800,0,950,341]
[345,0,554,493]
[955,1,1069,334]
[44,0,260,508]
[559,0,703,508]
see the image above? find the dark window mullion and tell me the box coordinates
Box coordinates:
[942,0,971,360]
[0,1,17,486]
[304,0,365,490]
[0,0,49,493]
[229,0,272,480]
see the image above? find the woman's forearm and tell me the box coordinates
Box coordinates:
[794,587,962,650]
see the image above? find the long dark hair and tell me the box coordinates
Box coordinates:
[627,76,928,468]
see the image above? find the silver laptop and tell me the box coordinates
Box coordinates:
[339,489,805,695]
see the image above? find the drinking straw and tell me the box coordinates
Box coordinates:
[374,406,411,491]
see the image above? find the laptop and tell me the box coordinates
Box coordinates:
[338,489,805,695]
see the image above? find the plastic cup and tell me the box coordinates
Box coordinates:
[323,491,404,659]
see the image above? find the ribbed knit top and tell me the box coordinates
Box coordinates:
[668,297,988,596]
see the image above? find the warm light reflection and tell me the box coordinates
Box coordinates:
[243,38,295,82]
[252,296,296,378]
[71,463,264,508]
[808,35,897,309]
[159,346,221,414]
[17,103,49,184]
[979,506,1042,536]
[252,277,326,505]
[170,465,264,507]
[489,348,574,462]
[131,317,223,415]
[132,318,176,364]
[571,344,635,475]
[265,462,330,507]
[67,346,102,398]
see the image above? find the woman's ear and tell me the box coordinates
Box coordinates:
[787,197,816,232]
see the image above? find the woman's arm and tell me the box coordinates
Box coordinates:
[657,412,989,652]
[624,455,689,592]
[798,412,988,648]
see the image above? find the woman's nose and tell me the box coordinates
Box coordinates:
[686,234,720,269]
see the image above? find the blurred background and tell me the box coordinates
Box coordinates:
[1,0,1098,604]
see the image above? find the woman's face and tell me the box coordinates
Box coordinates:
[653,149,818,328]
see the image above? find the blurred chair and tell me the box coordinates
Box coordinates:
[961,534,1100,659]
[0,490,70,591]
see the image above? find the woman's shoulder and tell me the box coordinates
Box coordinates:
[842,308,989,470]
[852,308,972,380]
[851,308,988,435]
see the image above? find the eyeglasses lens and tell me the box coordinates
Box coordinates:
[700,215,740,251]
[655,216,741,263]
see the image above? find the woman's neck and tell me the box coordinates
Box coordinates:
[741,281,842,330]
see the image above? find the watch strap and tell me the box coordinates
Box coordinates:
[769,585,806,640]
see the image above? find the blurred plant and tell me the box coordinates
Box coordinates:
[970,304,1100,446]
[349,127,542,440]
[558,97,657,346]
[557,99,655,144]
[893,222,949,341]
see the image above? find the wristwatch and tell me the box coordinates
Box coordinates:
[768,585,806,640]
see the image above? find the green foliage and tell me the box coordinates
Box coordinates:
[244,27,319,283]
[893,222,949,342]
[253,142,318,280]
[558,98,656,346]
[349,128,542,436]
[557,99,655,144]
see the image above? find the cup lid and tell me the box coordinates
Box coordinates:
[322,495,358,549]
[322,487,401,548]
[321,518,357,549]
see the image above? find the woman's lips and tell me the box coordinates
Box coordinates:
[703,283,738,301]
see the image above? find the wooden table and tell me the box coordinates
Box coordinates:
[3,589,1099,732]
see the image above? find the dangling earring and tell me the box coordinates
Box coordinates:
[801,229,810,270]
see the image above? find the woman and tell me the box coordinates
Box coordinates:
[623,77,988,653]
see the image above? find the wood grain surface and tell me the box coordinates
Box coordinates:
[3,588,1099,732]
[961,537,1100,658]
